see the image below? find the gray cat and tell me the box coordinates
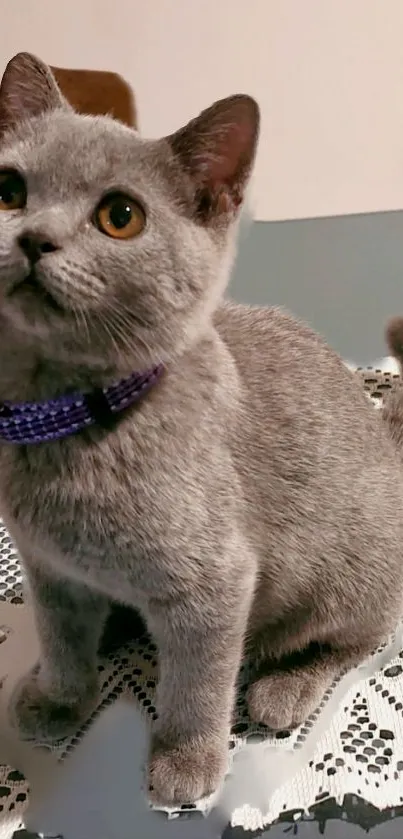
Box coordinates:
[0,52,402,807]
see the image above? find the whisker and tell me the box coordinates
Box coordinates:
[66,295,163,370]
[110,314,156,366]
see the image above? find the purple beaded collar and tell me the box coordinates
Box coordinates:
[0,364,164,444]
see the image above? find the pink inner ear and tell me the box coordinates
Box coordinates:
[170,94,259,198]
[206,120,256,187]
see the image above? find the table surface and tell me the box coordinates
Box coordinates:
[11,796,403,838]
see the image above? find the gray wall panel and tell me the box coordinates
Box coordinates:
[230,213,403,363]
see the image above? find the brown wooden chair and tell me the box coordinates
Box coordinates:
[51,66,137,128]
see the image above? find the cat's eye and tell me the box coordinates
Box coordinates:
[0,170,27,211]
[94,192,145,239]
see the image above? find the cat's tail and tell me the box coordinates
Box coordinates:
[386,317,403,372]
[382,317,403,453]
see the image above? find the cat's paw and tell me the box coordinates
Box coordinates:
[8,666,99,743]
[148,734,227,807]
[246,669,331,730]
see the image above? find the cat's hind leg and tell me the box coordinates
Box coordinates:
[246,642,368,731]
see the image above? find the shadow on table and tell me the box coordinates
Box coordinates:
[225,795,403,836]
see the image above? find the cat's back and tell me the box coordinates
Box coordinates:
[215,300,374,426]
[214,300,399,524]
[214,300,403,601]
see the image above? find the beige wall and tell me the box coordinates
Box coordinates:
[1,0,403,221]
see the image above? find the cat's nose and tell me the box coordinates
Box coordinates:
[17,232,60,266]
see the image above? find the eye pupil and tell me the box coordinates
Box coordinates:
[0,171,26,211]
[95,192,145,239]
[109,200,132,230]
[0,183,15,203]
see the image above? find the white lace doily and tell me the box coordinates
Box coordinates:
[1,365,403,836]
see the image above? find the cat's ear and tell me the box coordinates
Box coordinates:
[167,94,260,222]
[0,52,70,137]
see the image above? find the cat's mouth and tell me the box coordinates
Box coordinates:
[8,269,64,313]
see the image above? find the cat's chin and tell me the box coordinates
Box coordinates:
[0,272,64,341]
[0,295,54,341]
[8,270,64,314]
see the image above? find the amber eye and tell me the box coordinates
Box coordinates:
[0,170,27,211]
[94,193,145,239]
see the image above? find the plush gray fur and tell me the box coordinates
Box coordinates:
[1,53,403,807]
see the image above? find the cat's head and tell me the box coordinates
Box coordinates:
[0,53,259,377]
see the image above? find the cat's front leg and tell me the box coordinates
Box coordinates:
[8,559,108,742]
[145,576,254,807]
